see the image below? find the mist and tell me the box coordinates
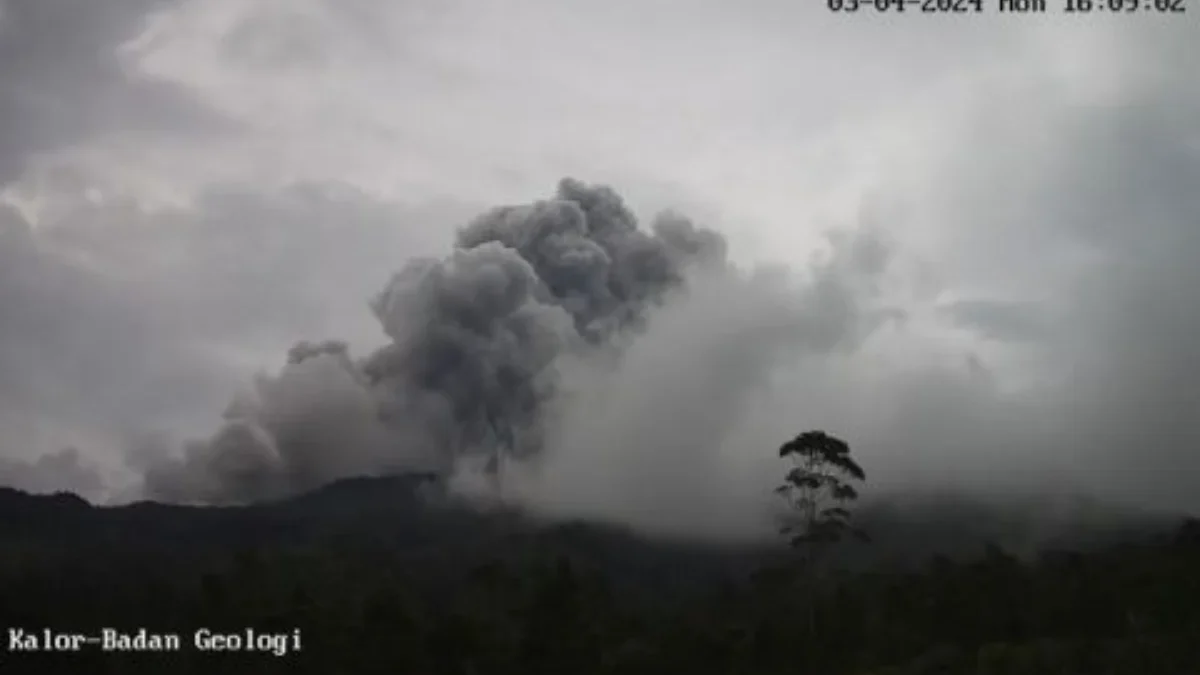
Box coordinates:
[0,1,1197,541]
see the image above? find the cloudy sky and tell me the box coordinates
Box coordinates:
[0,0,1197,535]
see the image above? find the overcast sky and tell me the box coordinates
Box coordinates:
[0,0,1197,533]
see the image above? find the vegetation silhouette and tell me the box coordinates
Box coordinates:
[777,430,868,553]
[0,433,1198,674]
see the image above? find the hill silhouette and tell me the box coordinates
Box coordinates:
[1,475,1197,674]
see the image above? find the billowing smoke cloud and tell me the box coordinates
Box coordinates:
[142,179,736,503]
[452,180,727,342]
[515,229,896,539]
[0,183,460,496]
[143,340,425,504]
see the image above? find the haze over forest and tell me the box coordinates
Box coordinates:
[1,0,1198,542]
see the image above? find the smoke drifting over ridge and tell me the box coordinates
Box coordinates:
[142,178,740,504]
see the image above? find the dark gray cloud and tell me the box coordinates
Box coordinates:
[0,0,228,185]
[141,342,422,505]
[454,179,727,341]
[0,201,164,468]
[142,179,735,504]
[943,299,1047,343]
[0,183,459,497]
[1044,77,1200,510]
[0,447,104,500]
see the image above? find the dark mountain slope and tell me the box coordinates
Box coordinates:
[0,475,1179,574]
[1,475,1197,674]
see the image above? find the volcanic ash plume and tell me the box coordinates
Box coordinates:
[142,178,729,504]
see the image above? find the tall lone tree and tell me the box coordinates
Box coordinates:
[775,430,867,565]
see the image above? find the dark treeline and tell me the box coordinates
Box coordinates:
[2,479,1200,674]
